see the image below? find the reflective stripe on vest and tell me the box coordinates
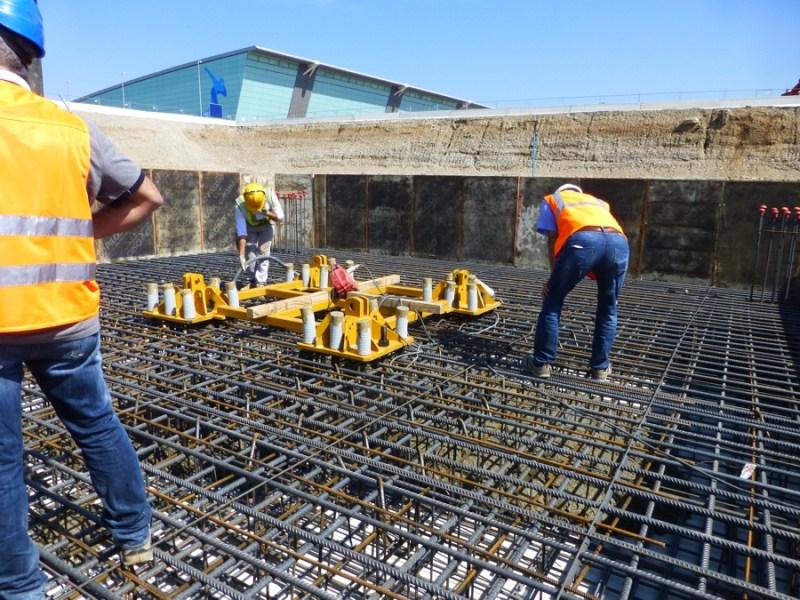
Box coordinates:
[0,263,96,287]
[0,214,94,237]
[0,82,97,333]
[235,195,270,227]
[544,190,623,257]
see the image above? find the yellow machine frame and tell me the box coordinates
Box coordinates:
[143,255,501,362]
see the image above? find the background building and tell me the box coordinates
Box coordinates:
[76,46,487,121]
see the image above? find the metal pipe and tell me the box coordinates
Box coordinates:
[749,204,766,301]
[760,207,779,301]
[771,206,791,301]
[783,206,800,301]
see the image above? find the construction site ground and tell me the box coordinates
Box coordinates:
[26,249,800,599]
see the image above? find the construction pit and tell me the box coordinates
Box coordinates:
[21,99,800,598]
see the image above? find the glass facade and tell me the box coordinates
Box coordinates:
[77,48,480,120]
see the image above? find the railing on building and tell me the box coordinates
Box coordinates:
[77,87,791,123]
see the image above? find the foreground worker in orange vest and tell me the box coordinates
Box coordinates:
[524,184,629,381]
[0,2,163,596]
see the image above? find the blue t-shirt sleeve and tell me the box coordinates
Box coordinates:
[536,202,557,234]
[235,204,247,237]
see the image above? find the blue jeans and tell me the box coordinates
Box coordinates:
[534,230,629,369]
[0,333,151,597]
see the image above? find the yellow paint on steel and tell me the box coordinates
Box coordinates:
[143,255,500,361]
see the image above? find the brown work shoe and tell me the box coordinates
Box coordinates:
[122,533,153,566]
[523,355,552,378]
[590,366,612,382]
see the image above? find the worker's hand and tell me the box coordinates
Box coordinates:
[239,255,247,270]
[542,281,550,299]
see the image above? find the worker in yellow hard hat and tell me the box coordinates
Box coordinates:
[234,181,284,286]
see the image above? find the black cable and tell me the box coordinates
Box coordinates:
[234,252,289,284]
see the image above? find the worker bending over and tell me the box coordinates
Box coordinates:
[0,1,164,596]
[525,184,629,381]
[235,182,284,286]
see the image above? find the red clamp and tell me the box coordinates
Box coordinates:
[758,204,767,216]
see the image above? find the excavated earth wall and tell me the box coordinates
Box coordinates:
[77,101,799,180]
[76,100,800,287]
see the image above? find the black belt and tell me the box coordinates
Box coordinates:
[578,226,622,234]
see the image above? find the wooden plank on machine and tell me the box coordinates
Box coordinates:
[348,292,444,314]
[247,290,330,319]
[354,274,401,293]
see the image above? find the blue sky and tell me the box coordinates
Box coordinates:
[39,0,799,106]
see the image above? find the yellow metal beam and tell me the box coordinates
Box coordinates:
[141,260,501,362]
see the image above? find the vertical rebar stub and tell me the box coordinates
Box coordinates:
[378,325,390,347]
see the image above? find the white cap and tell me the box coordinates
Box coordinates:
[555,183,582,194]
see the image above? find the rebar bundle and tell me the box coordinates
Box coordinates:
[750,205,800,302]
[23,250,800,599]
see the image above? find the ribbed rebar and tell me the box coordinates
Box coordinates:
[20,249,800,599]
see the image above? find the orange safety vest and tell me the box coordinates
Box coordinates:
[0,82,98,333]
[544,189,623,257]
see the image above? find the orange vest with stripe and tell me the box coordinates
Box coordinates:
[0,82,98,333]
[544,190,623,257]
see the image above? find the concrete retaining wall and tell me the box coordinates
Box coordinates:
[96,169,800,288]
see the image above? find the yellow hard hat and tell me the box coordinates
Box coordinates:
[243,182,266,212]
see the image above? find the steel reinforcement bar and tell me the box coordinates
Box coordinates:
[21,249,800,599]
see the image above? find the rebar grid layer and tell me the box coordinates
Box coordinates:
[22,250,800,600]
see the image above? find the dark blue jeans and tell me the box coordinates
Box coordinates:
[533,230,629,369]
[0,333,151,598]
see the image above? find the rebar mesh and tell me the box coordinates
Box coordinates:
[22,250,800,599]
